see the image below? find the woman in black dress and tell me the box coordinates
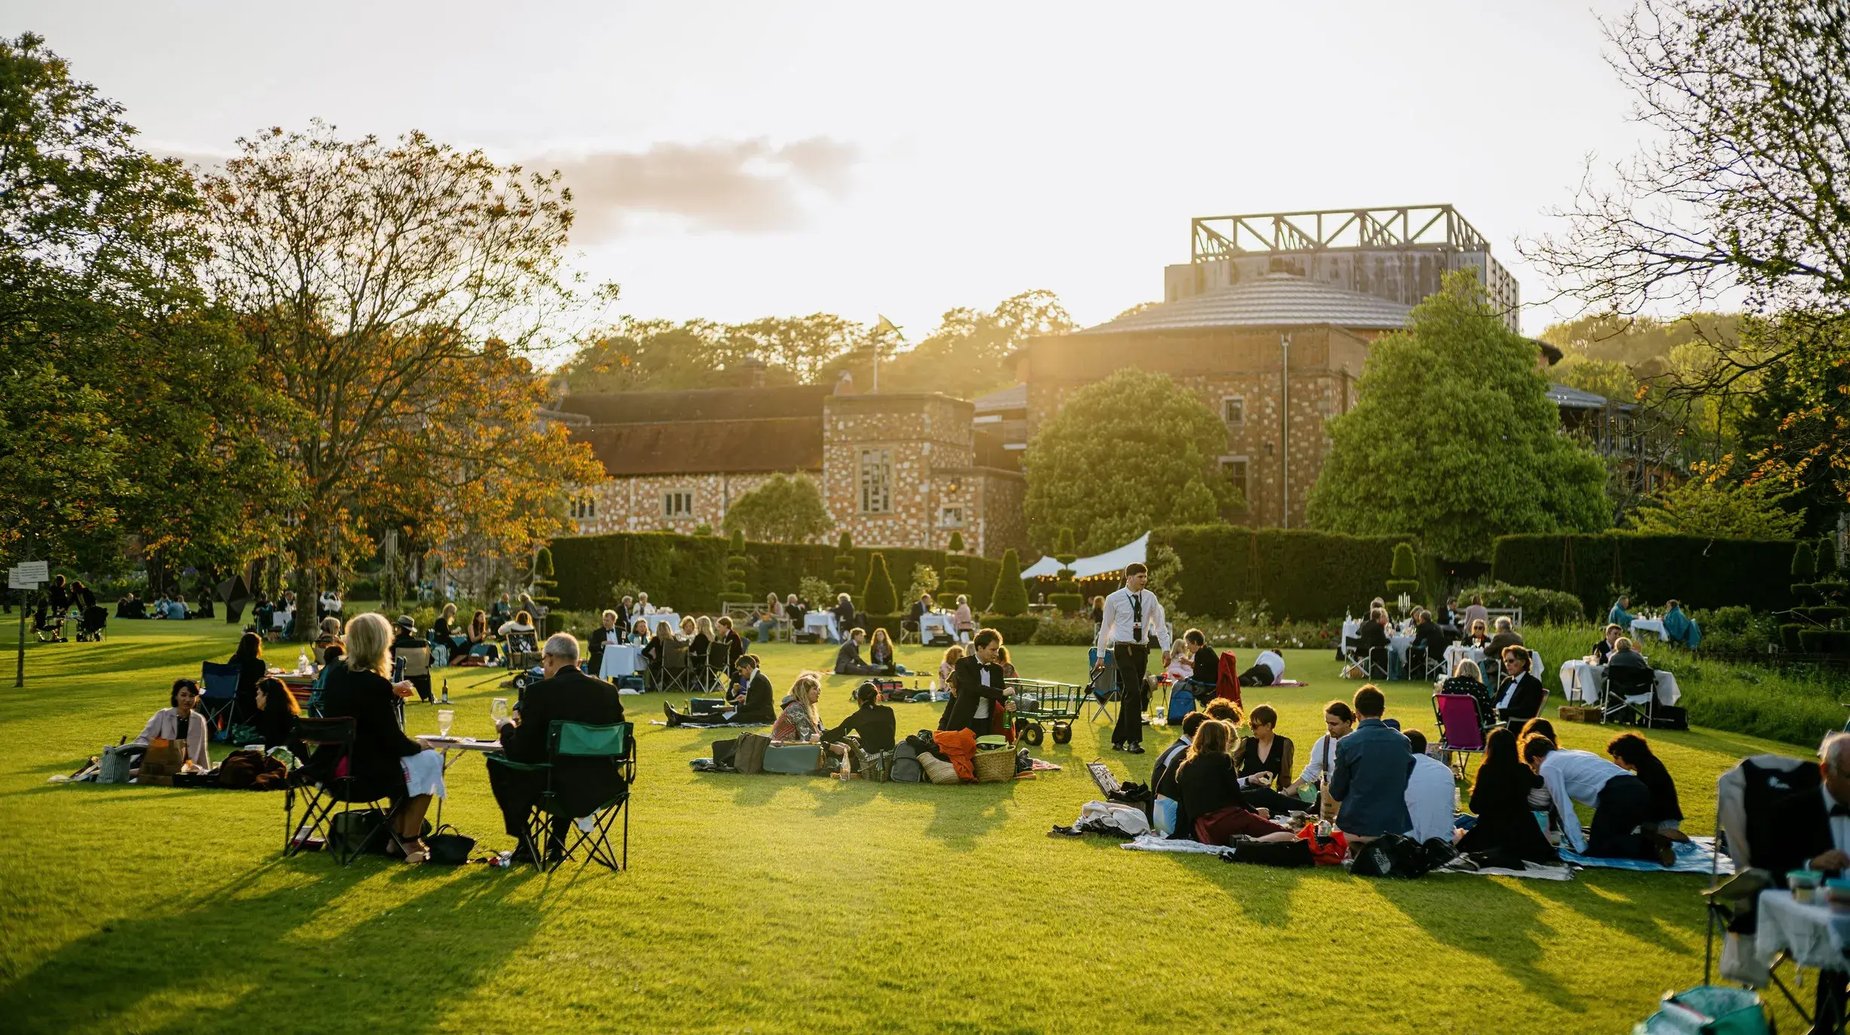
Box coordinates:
[1607,732,1686,838]
[1231,704,1304,816]
[229,631,267,724]
[1456,727,1557,863]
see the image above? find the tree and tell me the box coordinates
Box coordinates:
[1526,0,1850,505]
[873,290,1076,400]
[720,473,831,544]
[1630,458,1806,539]
[1022,369,1237,553]
[198,121,601,610]
[861,552,898,615]
[986,549,1028,615]
[1305,273,1610,560]
[1821,535,1840,576]
[1792,540,1817,579]
[1735,313,1850,531]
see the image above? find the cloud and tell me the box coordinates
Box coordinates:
[542,137,860,242]
[147,145,233,171]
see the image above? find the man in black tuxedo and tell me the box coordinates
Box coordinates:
[488,633,626,863]
[941,628,1010,739]
[664,653,775,726]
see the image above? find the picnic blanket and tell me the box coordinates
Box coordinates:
[1561,836,1731,875]
[1435,857,1575,881]
[648,719,767,729]
[1272,679,1311,687]
[1120,834,1232,857]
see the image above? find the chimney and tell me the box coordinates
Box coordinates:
[834,369,856,396]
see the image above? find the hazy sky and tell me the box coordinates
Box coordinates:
[7,0,1645,339]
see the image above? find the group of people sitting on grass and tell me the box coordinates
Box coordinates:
[1146,684,1686,864]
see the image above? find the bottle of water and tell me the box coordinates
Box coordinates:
[297,649,309,673]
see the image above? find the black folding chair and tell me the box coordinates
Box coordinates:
[284,717,406,866]
[199,661,242,740]
[486,720,636,873]
[1603,665,1658,725]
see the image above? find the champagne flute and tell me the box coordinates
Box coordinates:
[491,697,509,727]
[437,709,454,737]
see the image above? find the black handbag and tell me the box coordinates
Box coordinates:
[425,824,476,865]
[711,737,739,768]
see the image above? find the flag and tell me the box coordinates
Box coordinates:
[874,314,902,339]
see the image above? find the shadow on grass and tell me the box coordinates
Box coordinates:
[1372,877,1580,1009]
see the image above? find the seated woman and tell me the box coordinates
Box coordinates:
[1493,646,1545,727]
[688,615,716,684]
[995,645,1019,681]
[498,609,537,653]
[868,627,909,676]
[313,616,344,666]
[229,631,267,726]
[952,595,976,645]
[753,592,783,642]
[463,609,499,663]
[1607,732,1687,840]
[432,604,467,661]
[831,593,858,642]
[1661,599,1702,649]
[1172,718,1297,845]
[822,682,898,772]
[1455,727,1558,863]
[311,613,443,864]
[935,645,963,701]
[771,675,823,743]
[130,678,212,772]
[833,628,885,676]
[1231,704,1304,816]
[639,621,674,691]
[1439,658,1494,726]
[1608,636,1650,672]
[252,676,306,757]
[1465,618,1491,653]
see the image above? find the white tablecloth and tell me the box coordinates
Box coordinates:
[1339,620,1412,663]
[598,643,641,679]
[918,613,957,643]
[1557,660,1682,705]
[805,611,842,642]
[1757,890,1850,970]
[635,612,681,638]
[1631,617,1667,641]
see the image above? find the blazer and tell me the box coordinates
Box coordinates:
[500,666,627,817]
[942,654,1007,733]
[1411,620,1448,658]
[1495,673,1546,723]
[1355,621,1390,658]
[314,665,420,796]
[731,671,776,724]
[1486,632,1526,666]
[1329,718,1413,837]
[1762,785,1840,881]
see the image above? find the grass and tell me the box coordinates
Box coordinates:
[0,615,1825,1033]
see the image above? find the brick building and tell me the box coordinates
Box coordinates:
[554,378,1027,556]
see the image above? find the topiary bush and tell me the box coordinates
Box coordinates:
[986,549,1029,616]
[529,546,560,608]
[1821,536,1840,576]
[1454,580,1586,625]
[720,530,752,605]
[832,534,857,598]
[862,552,898,615]
[1047,527,1084,613]
[1386,541,1420,603]
[938,542,970,609]
[1029,614,1097,645]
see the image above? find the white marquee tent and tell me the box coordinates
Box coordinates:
[1019,532,1148,581]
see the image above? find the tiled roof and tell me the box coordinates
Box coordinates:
[972,383,1027,414]
[1547,383,1630,411]
[558,385,836,425]
[575,417,823,476]
[1076,272,1413,334]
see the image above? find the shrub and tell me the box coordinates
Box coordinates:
[720,531,751,604]
[1797,630,1850,655]
[939,547,970,609]
[1793,541,1817,578]
[862,553,898,615]
[798,576,834,611]
[530,547,560,607]
[832,540,857,598]
[1029,615,1097,646]
[981,615,1038,646]
[904,564,939,606]
[1386,541,1420,601]
[1491,532,1803,616]
[1689,606,1779,655]
[1455,580,1586,625]
[987,549,1029,615]
[1821,536,1840,575]
[1153,525,1406,620]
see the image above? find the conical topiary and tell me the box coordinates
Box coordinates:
[720,529,751,604]
[986,548,1029,616]
[832,532,857,598]
[530,546,560,607]
[938,541,969,610]
[1819,536,1839,576]
[862,552,898,615]
[1385,541,1419,605]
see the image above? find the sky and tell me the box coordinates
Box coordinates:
[6,0,1647,342]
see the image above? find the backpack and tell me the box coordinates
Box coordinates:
[733,732,770,775]
[1165,684,1198,725]
[890,742,923,783]
[1351,833,1434,878]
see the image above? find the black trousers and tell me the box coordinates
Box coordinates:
[1588,774,1655,859]
[1242,785,1305,816]
[1112,644,1149,745]
[486,760,565,847]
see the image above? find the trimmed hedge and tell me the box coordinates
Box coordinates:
[551,532,995,612]
[981,615,1039,646]
[1151,526,1409,621]
[1491,533,1801,616]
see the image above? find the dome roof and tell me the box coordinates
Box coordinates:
[1080,272,1413,335]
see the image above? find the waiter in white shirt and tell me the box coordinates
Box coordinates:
[1094,562,1168,755]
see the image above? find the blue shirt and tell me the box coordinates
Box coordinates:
[1329,718,1414,838]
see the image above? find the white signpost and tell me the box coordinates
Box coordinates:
[10,561,49,687]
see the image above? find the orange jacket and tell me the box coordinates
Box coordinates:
[932,728,977,781]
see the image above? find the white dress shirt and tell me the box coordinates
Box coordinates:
[1404,753,1457,843]
[1537,748,1630,854]
[974,666,991,720]
[1297,733,1341,786]
[1095,586,1169,652]
[1826,784,1850,856]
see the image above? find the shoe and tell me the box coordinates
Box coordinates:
[663,702,680,727]
[508,844,537,865]
[1111,743,1124,752]
[1652,834,1677,867]
[402,840,430,865]
[1127,743,1146,754]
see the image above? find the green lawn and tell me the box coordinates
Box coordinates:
[0,616,1815,1033]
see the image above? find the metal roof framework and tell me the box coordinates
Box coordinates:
[1191,204,1491,263]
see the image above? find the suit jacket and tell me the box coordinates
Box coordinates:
[501,667,627,815]
[1486,632,1526,666]
[1329,718,1413,838]
[1412,620,1448,659]
[942,654,1007,733]
[1763,784,1839,881]
[587,625,622,671]
[1355,621,1390,658]
[732,671,775,724]
[1495,672,1546,723]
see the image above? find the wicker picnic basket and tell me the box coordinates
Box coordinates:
[973,747,1015,783]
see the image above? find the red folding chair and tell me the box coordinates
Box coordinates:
[1432,692,1490,779]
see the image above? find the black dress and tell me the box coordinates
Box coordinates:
[312,665,418,799]
[1457,762,1558,863]
[231,653,267,724]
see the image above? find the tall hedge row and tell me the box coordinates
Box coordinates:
[1490,533,1799,615]
[1150,526,1409,621]
[550,533,994,613]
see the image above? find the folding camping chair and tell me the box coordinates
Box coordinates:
[1603,665,1658,726]
[1432,692,1492,779]
[394,645,433,703]
[1405,645,1445,683]
[1086,647,1119,727]
[1212,651,1244,710]
[199,661,242,741]
[283,717,408,866]
[661,641,695,694]
[485,720,637,873]
[1341,645,1391,681]
[1707,754,1824,1026]
[505,631,541,670]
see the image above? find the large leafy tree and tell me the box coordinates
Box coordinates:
[1628,458,1805,538]
[198,121,602,605]
[1022,368,1234,554]
[0,33,289,577]
[1735,312,1850,531]
[1305,272,1610,560]
[721,473,831,544]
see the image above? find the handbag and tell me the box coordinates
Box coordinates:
[920,753,961,785]
[425,824,476,865]
[734,732,770,775]
[711,737,739,769]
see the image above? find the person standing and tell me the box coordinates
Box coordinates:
[1095,562,1169,755]
[943,628,1011,740]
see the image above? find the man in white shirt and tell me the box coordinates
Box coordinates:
[1282,700,1356,809]
[1401,730,1457,844]
[1524,735,1672,863]
[1094,562,1169,755]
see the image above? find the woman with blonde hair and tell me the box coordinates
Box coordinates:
[640,620,674,690]
[1440,656,1494,720]
[953,594,975,645]
[772,674,823,743]
[311,613,445,863]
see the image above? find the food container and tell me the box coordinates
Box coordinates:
[1826,878,1850,912]
[1789,870,1822,903]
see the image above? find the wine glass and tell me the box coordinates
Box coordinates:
[491,697,509,727]
[437,709,454,737]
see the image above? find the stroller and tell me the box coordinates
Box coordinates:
[76,605,108,642]
[31,601,67,643]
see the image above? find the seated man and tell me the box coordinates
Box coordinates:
[1591,623,1623,665]
[1401,730,1456,844]
[822,681,898,772]
[1328,685,1412,843]
[488,634,626,864]
[908,592,939,643]
[1607,636,1650,673]
[1353,608,1397,680]
[833,628,884,676]
[665,654,775,727]
[1608,595,1635,629]
[1524,733,1671,863]
[1493,646,1546,727]
[1409,608,1448,667]
[1484,616,1524,668]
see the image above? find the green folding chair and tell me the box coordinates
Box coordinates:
[488,720,636,873]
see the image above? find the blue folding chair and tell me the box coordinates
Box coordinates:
[1086,647,1120,727]
[200,661,242,741]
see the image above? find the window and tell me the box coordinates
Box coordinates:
[662,491,693,518]
[569,494,597,520]
[1220,456,1249,508]
[859,449,892,514]
[1221,396,1245,426]
[940,506,965,528]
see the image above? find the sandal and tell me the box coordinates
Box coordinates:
[402,840,430,865]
